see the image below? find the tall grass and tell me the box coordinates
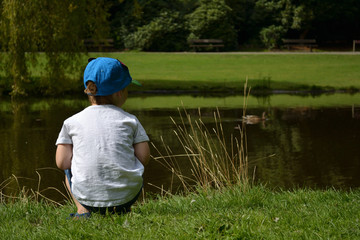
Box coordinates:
[0,171,70,206]
[152,82,252,193]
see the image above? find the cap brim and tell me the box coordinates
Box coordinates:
[132,79,142,86]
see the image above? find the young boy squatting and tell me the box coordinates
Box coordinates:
[55,57,150,218]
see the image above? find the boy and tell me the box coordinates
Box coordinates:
[56,57,150,218]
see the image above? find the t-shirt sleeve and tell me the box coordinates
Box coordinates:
[133,118,149,144]
[55,123,73,145]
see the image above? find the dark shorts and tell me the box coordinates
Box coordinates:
[64,169,141,215]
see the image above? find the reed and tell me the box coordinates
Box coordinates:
[152,82,251,193]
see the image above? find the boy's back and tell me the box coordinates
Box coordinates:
[57,104,149,207]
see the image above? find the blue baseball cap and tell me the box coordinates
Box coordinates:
[83,57,141,96]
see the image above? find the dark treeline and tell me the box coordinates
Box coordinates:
[105,0,360,51]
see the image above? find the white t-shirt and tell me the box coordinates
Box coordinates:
[56,105,149,207]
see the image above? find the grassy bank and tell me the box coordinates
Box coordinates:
[2,92,360,113]
[1,52,360,96]
[1,186,359,239]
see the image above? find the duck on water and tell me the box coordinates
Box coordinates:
[239,112,267,125]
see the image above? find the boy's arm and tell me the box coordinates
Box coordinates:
[134,141,150,166]
[56,144,73,170]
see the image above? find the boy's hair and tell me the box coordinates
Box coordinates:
[84,81,114,105]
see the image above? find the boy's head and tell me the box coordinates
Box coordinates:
[83,57,141,96]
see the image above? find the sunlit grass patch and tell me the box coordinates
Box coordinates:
[1,184,359,239]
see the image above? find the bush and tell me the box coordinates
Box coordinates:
[186,0,237,50]
[123,11,188,51]
[259,25,285,49]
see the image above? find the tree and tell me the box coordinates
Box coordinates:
[0,1,38,96]
[186,0,237,50]
[108,0,195,50]
[255,0,310,49]
[110,0,238,51]
[123,11,188,51]
[0,0,109,96]
[301,0,360,42]
[225,0,259,46]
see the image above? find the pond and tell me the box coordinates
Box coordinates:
[1,93,360,203]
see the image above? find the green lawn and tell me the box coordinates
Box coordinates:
[93,52,360,92]
[1,52,360,95]
[1,186,359,239]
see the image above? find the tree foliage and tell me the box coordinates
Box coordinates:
[255,0,310,48]
[109,0,194,51]
[187,0,237,50]
[0,0,109,96]
[109,0,360,51]
[124,11,188,51]
[0,1,38,95]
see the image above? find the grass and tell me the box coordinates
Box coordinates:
[1,52,360,95]
[125,92,360,110]
[148,81,252,194]
[92,52,360,92]
[1,186,360,239]
[152,107,249,192]
[2,92,360,113]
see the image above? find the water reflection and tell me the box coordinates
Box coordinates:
[247,107,360,189]
[1,93,360,203]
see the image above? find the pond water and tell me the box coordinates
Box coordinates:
[1,93,360,203]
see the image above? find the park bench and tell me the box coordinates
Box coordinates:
[83,38,114,52]
[282,39,317,52]
[353,40,360,52]
[189,39,224,51]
